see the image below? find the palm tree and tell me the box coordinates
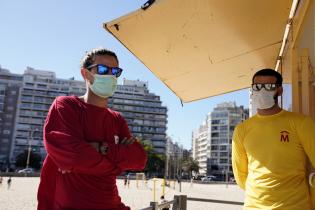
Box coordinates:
[181,157,199,178]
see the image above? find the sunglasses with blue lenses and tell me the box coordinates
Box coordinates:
[251,83,280,91]
[87,64,123,78]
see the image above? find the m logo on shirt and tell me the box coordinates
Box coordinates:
[280,131,289,142]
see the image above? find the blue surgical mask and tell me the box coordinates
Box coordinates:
[89,74,117,98]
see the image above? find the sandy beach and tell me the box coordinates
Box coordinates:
[0,177,244,210]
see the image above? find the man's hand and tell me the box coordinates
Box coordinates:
[120,137,139,145]
[58,168,72,174]
[89,142,108,155]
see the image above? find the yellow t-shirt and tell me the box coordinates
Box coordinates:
[232,110,315,210]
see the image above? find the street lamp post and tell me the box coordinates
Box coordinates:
[26,129,32,169]
[165,139,169,179]
[26,128,39,169]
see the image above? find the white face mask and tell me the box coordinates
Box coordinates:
[251,89,276,110]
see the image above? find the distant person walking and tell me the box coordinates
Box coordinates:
[7,176,12,190]
[124,174,128,188]
[127,173,130,188]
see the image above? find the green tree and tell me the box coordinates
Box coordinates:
[15,150,42,170]
[141,140,165,176]
[181,157,199,177]
[141,140,154,154]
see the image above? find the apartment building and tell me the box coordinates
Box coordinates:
[11,67,86,165]
[208,102,248,177]
[192,102,248,176]
[165,136,184,178]
[0,67,23,170]
[192,119,210,175]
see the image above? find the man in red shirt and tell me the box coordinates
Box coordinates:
[37,48,147,210]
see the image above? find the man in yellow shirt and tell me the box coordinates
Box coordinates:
[232,68,315,210]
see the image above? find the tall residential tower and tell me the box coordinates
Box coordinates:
[192,102,248,177]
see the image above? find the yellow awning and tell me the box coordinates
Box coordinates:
[104,0,292,102]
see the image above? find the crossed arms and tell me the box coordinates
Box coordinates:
[44,97,147,176]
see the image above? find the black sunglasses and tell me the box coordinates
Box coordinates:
[87,64,123,78]
[251,83,281,91]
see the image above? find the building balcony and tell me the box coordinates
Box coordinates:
[127,121,166,128]
[113,106,167,115]
[112,100,163,109]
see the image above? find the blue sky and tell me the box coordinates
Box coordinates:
[0,0,291,149]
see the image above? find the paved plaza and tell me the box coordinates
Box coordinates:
[0,177,244,210]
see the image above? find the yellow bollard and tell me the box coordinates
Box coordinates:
[153,178,157,202]
[161,178,165,198]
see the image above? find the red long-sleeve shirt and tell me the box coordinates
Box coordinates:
[37,96,147,210]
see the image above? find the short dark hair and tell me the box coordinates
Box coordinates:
[81,47,118,68]
[252,68,283,85]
